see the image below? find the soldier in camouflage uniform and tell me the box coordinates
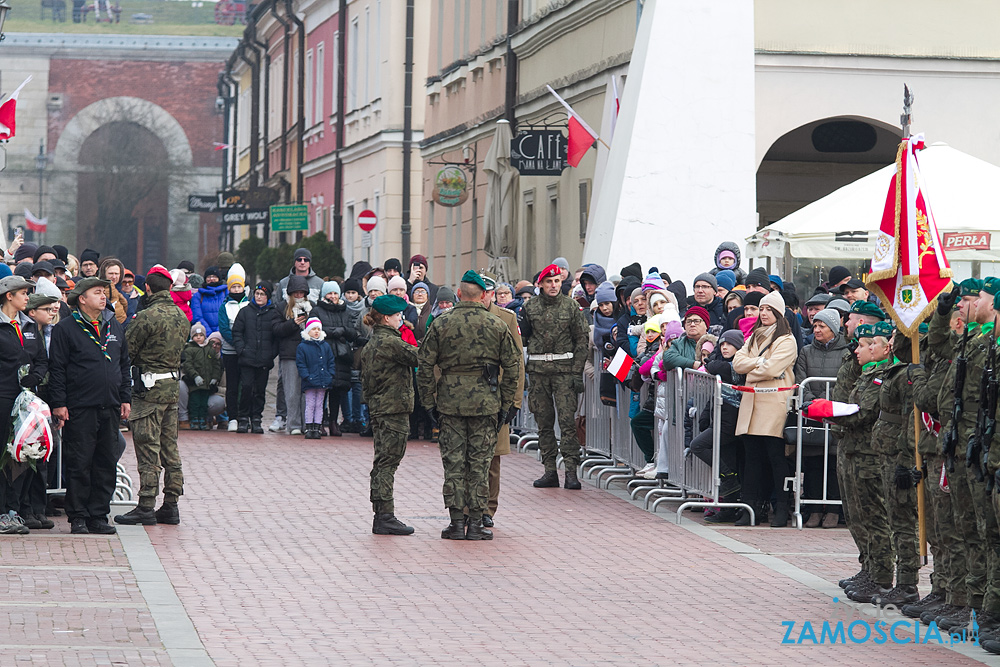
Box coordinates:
[982,290,1000,651]
[518,263,589,490]
[114,266,190,526]
[417,271,520,541]
[360,295,419,536]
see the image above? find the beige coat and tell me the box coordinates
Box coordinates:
[490,303,525,455]
[732,332,797,438]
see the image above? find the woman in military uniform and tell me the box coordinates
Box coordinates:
[360,295,419,536]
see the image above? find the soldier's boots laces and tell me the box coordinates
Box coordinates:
[563,469,582,490]
[465,520,493,541]
[839,569,867,590]
[441,520,467,540]
[155,502,180,525]
[372,514,414,536]
[533,470,560,488]
[114,506,157,526]
[873,584,919,608]
[845,578,882,603]
[921,603,959,625]
[902,591,945,618]
[937,606,973,631]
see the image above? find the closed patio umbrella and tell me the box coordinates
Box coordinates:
[483,119,520,282]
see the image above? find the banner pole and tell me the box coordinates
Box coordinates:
[912,339,928,563]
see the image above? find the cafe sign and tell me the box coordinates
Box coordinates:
[432,166,469,207]
[511,130,566,176]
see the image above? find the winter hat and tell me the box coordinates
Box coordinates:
[516,284,535,298]
[719,329,745,350]
[812,308,842,334]
[715,270,737,292]
[208,331,223,346]
[254,280,274,299]
[349,261,373,280]
[293,248,312,262]
[321,281,341,299]
[190,322,207,339]
[286,274,310,296]
[304,317,323,334]
[52,245,69,263]
[693,272,718,291]
[204,266,222,281]
[768,274,784,291]
[227,263,246,289]
[169,269,190,291]
[384,258,403,274]
[31,260,54,277]
[716,250,737,267]
[620,262,643,281]
[411,281,429,297]
[666,281,688,311]
[641,272,666,292]
[409,254,428,269]
[366,275,388,295]
[662,320,684,343]
[742,291,763,308]
[34,275,62,299]
[14,263,32,279]
[744,268,771,290]
[553,257,570,272]
[436,286,457,303]
[684,305,710,325]
[0,263,11,279]
[33,245,57,262]
[387,276,408,293]
[643,317,663,335]
[216,252,235,273]
[828,266,851,286]
[176,260,195,273]
[648,291,668,311]
[760,290,786,314]
[343,278,362,294]
[594,280,616,304]
[660,302,681,323]
[826,298,851,315]
[14,243,37,264]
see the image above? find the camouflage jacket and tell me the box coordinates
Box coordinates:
[125,290,190,404]
[833,361,887,456]
[830,349,861,444]
[518,291,588,376]
[417,300,520,416]
[360,324,418,417]
[872,360,914,463]
[908,336,950,456]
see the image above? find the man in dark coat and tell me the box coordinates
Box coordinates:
[232,281,278,433]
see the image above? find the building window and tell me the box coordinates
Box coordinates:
[315,43,324,125]
[523,189,535,277]
[269,54,283,141]
[496,0,504,38]
[374,0,381,99]
[332,32,340,116]
[463,0,470,55]
[437,0,444,71]
[579,179,591,239]
[547,184,559,261]
[305,49,314,128]
[364,6,371,104]
[350,18,359,110]
[480,0,486,45]
[315,205,324,233]
[453,0,461,62]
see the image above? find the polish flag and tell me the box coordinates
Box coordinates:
[610,75,620,139]
[607,347,635,383]
[24,208,47,233]
[802,399,859,420]
[546,84,600,168]
[213,142,232,151]
[0,76,33,141]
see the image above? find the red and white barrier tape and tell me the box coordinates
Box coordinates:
[725,384,799,394]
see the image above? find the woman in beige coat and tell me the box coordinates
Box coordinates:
[732,290,798,527]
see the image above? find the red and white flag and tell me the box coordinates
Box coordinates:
[0,76,33,141]
[610,75,620,139]
[607,347,635,383]
[803,399,859,420]
[212,142,232,151]
[546,84,599,168]
[24,209,47,233]
[866,134,952,335]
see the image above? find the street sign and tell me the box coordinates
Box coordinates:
[188,194,219,212]
[361,231,373,248]
[221,209,270,225]
[511,129,567,176]
[270,204,309,231]
[358,209,377,232]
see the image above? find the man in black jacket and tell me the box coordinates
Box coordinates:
[49,277,131,535]
[232,281,278,434]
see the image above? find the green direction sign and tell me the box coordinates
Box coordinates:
[269,204,309,231]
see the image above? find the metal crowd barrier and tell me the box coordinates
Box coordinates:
[790,376,841,530]
[46,427,137,505]
[579,354,615,478]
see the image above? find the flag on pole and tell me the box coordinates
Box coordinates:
[0,76,34,142]
[865,134,952,336]
[610,75,620,139]
[607,347,635,383]
[546,84,599,168]
[24,209,47,233]
[212,142,232,151]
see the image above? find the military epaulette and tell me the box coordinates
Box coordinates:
[494,305,516,316]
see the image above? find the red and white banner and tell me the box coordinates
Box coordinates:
[866,134,952,335]
[0,76,33,142]
[803,399,859,420]
[607,347,634,383]
[546,84,599,168]
[24,209,47,233]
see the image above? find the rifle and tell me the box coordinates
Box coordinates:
[985,319,999,491]
[943,321,970,472]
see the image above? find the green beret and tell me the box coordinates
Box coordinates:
[873,321,896,338]
[372,294,408,315]
[855,323,876,339]
[850,300,886,320]
[993,291,1000,313]
[960,278,985,297]
[984,277,1000,296]
[918,322,929,334]
[460,269,488,291]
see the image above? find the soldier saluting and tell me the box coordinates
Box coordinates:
[518,263,589,490]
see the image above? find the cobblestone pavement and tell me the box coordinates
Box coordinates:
[3,425,998,666]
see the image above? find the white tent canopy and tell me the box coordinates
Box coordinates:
[747,144,1000,262]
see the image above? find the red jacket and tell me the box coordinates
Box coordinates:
[171,289,194,322]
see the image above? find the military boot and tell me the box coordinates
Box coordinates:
[533,470,559,488]
[154,502,180,525]
[564,469,582,490]
[874,584,919,608]
[982,639,1000,655]
[372,514,415,536]
[922,603,959,625]
[441,520,466,540]
[236,418,249,433]
[839,569,867,589]
[976,610,1000,632]
[846,578,883,603]
[114,506,157,525]
[902,592,945,618]
[465,519,493,541]
[937,606,973,631]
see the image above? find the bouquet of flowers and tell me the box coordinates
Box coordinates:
[2,369,53,475]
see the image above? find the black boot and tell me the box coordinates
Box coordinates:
[441,520,466,540]
[465,519,494,541]
[154,502,180,525]
[734,503,767,526]
[114,506,157,525]
[564,468,582,490]
[372,513,415,535]
[902,592,945,618]
[771,499,790,528]
[236,418,249,434]
[704,507,739,524]
[533,470,559,488]
[839,569,867,589]
[251,419,264,434]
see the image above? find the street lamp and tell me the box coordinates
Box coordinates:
[0,0,11,42]
[35,139,46,221]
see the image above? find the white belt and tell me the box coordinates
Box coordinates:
[141,371,178,389]
[527,353,574,362]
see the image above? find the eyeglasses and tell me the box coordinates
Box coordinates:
[693,284,713,291]
[41,307,60,314]
[295,257,310,263]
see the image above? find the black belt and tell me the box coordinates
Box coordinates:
[878,411,904,425]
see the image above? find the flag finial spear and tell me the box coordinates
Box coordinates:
[901,84,914,138]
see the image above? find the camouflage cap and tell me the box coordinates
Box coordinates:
[959,278,985,297]
[873,320,896,338]
[372,294,409,315]
[850,300,886,320]
[854,323,876,339]
[460,269,488,291]
[984,277,1000,296]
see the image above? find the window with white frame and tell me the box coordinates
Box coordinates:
[374,0,381,99]
[305,49,314,128]
[364,6,370,104]
[315,42,324,125]
[269,53,283,142]
[350,18,359,109]
[332,32,340,116]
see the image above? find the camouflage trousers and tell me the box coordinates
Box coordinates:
[880,457,920,586]
[370,413,409,515]
[528,373,581,473]
[852,453,893,585]
[947,456,984,608]
[838,448,868,573]
[128,399,183,508]
[438,414,497,521]
[966,459,1000,613]
[923,453,961,603]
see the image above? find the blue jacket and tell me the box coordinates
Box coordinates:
[296,336,336,389]
[191,283,228,334]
